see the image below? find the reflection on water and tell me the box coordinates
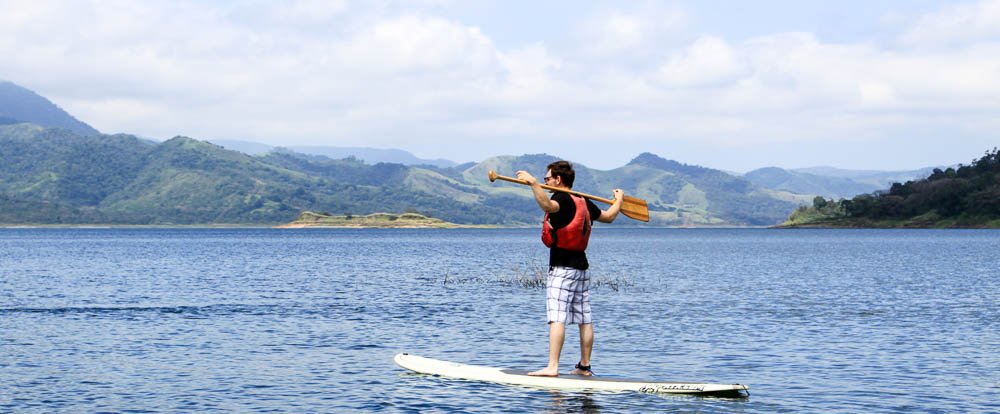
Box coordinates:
[545,391,601,414]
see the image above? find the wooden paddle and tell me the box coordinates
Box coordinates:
[488,170,650,222]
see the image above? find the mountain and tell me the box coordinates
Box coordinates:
[465,152,798,226]
[791,166,944,189]
[744,165,948,200]
[0,81,99,136]
[0,81,965,227]
[744,167,881,199]
[619,153,798,225]
[210,139,274,155]
[211,139,458,168]
[0,124,528,225]
[0,81,813,226]
[0,124,150,222]
[0,123,801,226]
[782,148,1000,228]
[289,145,458,168]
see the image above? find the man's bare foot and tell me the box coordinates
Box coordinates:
[527,367,559,377]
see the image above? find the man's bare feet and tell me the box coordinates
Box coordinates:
[527,367,559,377]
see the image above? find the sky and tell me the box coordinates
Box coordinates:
[2,0,999,172]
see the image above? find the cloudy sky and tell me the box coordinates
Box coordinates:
[2,0,998,172]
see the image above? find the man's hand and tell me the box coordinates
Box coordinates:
[612,189,624,202]
[517,170,539,186]
[597,189,625,223]
[519,170,559,213]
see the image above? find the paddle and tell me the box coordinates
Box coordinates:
[488,170,650,222]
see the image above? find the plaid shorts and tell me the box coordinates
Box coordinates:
[545,266,592,325]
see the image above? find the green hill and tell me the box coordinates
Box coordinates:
[0,125,531,225]
[744,167,881,199]
[781,148,1000,228]
[0,124,150,222]
[0,123,802,226]
[96,137,329,223]
[464,152,797,226]
[619,153,797,225]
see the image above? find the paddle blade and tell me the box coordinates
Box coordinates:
[620,196,650,222]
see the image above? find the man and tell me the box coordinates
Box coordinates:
[517,160,623,377]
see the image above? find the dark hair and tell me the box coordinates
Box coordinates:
[547,160,575,188]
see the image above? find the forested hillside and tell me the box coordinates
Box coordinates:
[783,148,1000,228]
[0,123,800,226]
[0,124,529,225]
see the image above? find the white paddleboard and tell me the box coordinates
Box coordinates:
[394,353,749,397]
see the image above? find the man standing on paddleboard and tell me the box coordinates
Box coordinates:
[517,161,624,377]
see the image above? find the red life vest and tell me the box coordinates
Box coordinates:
[541,194,592,251]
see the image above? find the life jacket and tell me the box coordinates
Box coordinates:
[542,194,592,251]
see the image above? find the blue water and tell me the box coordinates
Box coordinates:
[1,228,998,413]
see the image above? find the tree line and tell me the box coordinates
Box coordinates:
[793,148,1000,226]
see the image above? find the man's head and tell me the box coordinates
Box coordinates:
[546,160,575,188]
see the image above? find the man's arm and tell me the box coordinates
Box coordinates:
[516,170,559,213]
[595,189,624,223]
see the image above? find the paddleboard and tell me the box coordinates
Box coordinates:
[394,353,749,398]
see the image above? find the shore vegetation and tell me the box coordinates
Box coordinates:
[279,211,467,228]
[781,148,1000,228]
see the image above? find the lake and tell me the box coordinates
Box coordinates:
[1,228,997,413]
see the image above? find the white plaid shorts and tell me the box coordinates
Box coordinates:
[545,266,592,325]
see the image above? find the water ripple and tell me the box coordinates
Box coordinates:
[1,228,997,412]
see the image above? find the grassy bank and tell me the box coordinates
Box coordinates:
[778,207,1000,228]
[278,211,469,228]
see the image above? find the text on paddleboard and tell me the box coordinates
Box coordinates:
[638,384,706,393]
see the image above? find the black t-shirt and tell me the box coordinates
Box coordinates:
[548,192,602,270]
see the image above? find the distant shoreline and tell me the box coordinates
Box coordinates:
[1,223,767,229]
[775,222,1000,229]
[0,223,485,229]
[4,224,996,230]
[277,211,496,229]
[0,224,274,229]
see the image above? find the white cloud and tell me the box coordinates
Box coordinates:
[656,36,746,88]
[0,0,998,171]
[497,43,561,100]
[272,0,349,24]
[572,5,687,59]
[587,12,645,55]
[898,0,1000,48]
[335,15,499,75]
[858,81,895,106]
